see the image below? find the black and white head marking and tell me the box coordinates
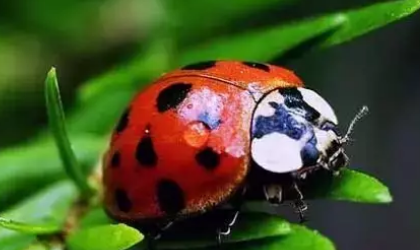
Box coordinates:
[297,88,338,125]
[251,87,345,174]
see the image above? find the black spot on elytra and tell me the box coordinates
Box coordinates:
[243,61,270,72]
[115,189,132,212]
[110,151,120,168]
[195,147,220,170]
[136,136,158,167]
[279,87,321,121]
[115,109,130,132]
[156,83,192,112]
[182,61,216,70]
[156,179,185,215]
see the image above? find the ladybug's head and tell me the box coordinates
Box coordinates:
[319,105,369,173]
[250,87,368,178]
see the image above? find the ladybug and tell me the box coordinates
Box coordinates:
[103,60,367,240]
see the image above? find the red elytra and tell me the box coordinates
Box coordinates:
[102,60,303,222]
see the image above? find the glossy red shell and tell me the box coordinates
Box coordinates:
[103,60,303,221]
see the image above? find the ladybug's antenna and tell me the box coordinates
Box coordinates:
[340,105,369,144]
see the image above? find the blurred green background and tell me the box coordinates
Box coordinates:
[0,0,419,249]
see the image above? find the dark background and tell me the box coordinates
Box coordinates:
[0,1,419,249]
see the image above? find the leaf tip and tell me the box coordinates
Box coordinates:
[47,67,57,79]
[376,188,393,203]
[119,223,145,242]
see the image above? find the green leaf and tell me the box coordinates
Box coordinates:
[67,224,143,250]
[67,89,135,135]
[70,0,420,135]
[24,243,50,250]
[228,225,335,250]
[45,68,94,197]
[0,135,104,211]
[0,217,60,235]
[0,181,78,250]
[79,207,113,229]
[2,181,77,227]
[163,223,333,250]
[313,169,393,203]
[245,169,391,207]
[179,14,345,64]
[25,242,64,250]
[157,213,291,249]
[179,0,420,64]
[320,0,420,47]
[0,234,36,250]
[77,40,173,103]
[67,39,173,135]
[165,0,295,43]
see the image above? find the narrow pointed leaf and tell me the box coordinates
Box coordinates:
[321,0,420,47]
[179,0,420,64]
[45,67,94,197]
[166,0,295,42]
[157,213,291,249]
[0,217,60,235]
[179,14,346,64]
[67,224,143,250]
[303,169,392,203]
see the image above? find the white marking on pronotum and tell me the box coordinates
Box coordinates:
[298,87,338,124]
[251,133,302,173]
[252,91,285,118]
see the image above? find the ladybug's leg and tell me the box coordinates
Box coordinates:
[291,182,308,223]
[263,184,283,204]
[216,187,246,245]
[151,221,174,240]
[142,220,174,250]
[216,210,240,244]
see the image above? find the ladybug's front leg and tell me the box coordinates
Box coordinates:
[290,182,308,223]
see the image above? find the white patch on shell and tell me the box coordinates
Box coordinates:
[247,82,264,100]
[252,91,285,118]
[298,88,338,124]
[314,127,339,155]
[251,133,302,173]
[178,87,224,125]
